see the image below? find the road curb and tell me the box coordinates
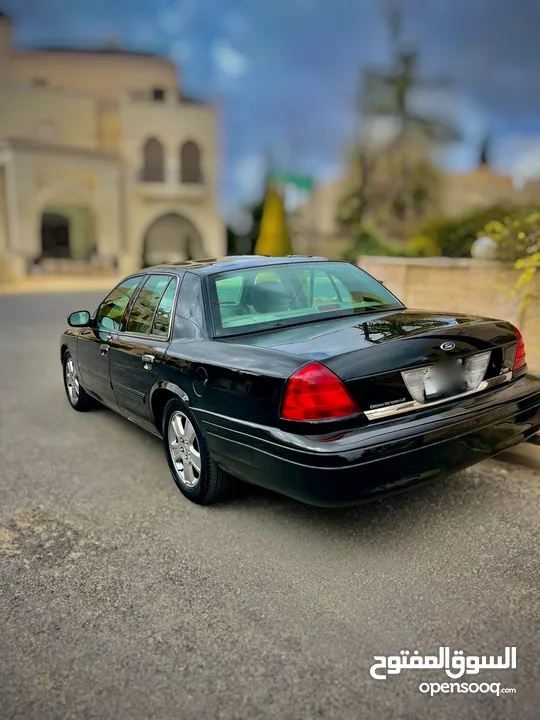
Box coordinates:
[496,441,540,472]
[0,277,123,295]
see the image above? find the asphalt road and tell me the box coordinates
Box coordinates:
[1,292,539,720]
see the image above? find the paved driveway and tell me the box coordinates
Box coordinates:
[1,292,539,719]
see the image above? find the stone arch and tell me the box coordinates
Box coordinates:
[180,140,203,183]
[36,181,94,210]
[142,212,204,266]
[143,137,165,182]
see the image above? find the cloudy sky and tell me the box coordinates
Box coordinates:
[3,0,540,212]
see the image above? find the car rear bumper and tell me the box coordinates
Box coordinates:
[195,375,540,507]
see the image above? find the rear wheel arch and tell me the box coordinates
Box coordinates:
[151,383,190,434]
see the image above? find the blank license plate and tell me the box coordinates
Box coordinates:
[424,360,464,398]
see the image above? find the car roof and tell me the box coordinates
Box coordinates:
[146,255,333,276]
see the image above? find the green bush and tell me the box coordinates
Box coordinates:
[417,205,520,258]
[408,234,442,257]
[481,211,540,262]
[480,211,540,304]
[342,228,410,262]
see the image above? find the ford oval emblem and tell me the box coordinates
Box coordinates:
[440,341,456,351]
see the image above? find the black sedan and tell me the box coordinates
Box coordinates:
[60,255,540,506]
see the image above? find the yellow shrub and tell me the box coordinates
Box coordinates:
[408,235,442,257]
[254,186,293,256]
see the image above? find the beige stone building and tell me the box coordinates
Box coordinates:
[0,11,225,281]
[440,166,540,217]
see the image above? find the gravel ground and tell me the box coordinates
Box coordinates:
[0,291,539,720]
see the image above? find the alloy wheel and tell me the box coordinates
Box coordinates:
[65,357,80,405]
[168,410,202,488]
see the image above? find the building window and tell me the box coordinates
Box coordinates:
[152,88,165,101]
[142,137,165,182]
[180,141,203,184]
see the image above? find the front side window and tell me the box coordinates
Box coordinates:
[95,276,143,331]
[126,274,171,335]
[208,262,404,337]
[152,278,178,337]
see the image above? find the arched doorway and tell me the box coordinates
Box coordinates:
[40,206,96,261]
[142,213,203,266]
[41,211,70,258]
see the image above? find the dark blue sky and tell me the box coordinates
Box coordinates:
[4,0,540,213]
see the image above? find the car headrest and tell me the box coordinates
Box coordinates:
[249,282,291,314]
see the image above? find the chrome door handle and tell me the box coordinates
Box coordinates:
[100,344,109,356]
[142,354,155,370]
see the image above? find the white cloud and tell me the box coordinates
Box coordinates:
[158,0,196,35]
[499,136,540,189]
[212,40,248,77]
[233,155,266,202]
[227,207,254,235]
[284,185,310,212]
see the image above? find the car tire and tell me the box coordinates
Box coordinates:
[163,397,231,505]
[63,351,94,412]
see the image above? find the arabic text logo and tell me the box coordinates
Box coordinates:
[370,646,516,681]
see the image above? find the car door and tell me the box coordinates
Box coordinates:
[76,275,144,408]
[109,274,179,432]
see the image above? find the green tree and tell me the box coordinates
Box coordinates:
[338,3,459,240]
[364,4,459,142]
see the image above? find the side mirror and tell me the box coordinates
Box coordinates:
[68,310,91,327]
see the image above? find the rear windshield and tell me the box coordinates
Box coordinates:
[207,261,404,337]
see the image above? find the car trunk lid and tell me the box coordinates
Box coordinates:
[224,309,519,416]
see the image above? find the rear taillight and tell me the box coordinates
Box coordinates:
[512,325,527,371]
[280,361,360,421]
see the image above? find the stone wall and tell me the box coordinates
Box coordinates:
[358,256,540,372]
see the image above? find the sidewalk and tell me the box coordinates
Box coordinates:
[0,275,123,295]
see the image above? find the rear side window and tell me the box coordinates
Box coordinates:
[126,274,171,334]
[152,278,178,337]
[174,272,205,338]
